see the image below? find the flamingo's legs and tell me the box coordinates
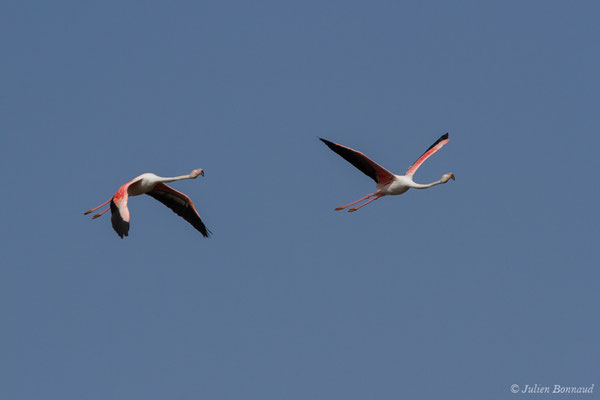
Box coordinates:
[335,193,376,211]
[348,195,382,213]
[92,206,111,219]
[84,199,111,215]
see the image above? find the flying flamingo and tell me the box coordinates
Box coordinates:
[320,133,455,212]
[84,169,210,238]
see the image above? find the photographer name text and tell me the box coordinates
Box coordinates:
[510,384,594,394]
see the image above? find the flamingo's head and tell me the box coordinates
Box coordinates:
[442,173,455,183]
[190,168,205,178]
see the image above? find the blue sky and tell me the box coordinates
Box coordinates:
[1,1,599,399]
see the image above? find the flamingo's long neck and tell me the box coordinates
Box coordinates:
[156,174,194,184]
[127,172,197,197]
[409,179,445,189]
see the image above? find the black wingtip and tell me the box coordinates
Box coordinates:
[319,138,337,149]
[441,132,449,140]
[200,227,212,238]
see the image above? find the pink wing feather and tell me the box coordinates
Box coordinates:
[405,133,450,176]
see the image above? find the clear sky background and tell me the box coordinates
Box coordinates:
[1,1,599,399]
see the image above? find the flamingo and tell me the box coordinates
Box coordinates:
[320,133,455,212]
[84,169,210,238]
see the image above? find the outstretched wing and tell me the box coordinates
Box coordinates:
[146,183,211,237]
[320,138,395,185]
[110,178,141,239]
[405,133,450,176]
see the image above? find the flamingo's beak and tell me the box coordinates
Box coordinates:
[449,173,455,181]
[192,168,204,177]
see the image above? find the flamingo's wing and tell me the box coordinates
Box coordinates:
[405,133,450,176]
[110,199,129,238]
[146,183,211,237]
[320,138,395,185]
[110,179,140,239]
